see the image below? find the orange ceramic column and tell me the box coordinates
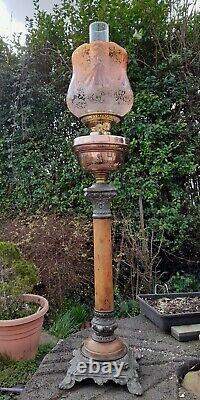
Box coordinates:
[84,182,116,314]
[93,218,114,312]
[80,182,127,361]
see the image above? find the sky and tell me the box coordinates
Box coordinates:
[0,0,61,43]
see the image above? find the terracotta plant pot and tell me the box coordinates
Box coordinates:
[0,294,49,360]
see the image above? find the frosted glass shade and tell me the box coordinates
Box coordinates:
[66,41,133,119]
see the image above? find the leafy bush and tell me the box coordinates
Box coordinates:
[114,288,139,318]
[0,242,39,319]
[115,299,140,319]
[0,1,199,289]
[167,272,200,293]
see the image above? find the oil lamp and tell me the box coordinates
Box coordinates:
[60,22,142,395]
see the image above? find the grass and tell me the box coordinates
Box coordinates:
[0,343,53,392]
[49,300,88,339]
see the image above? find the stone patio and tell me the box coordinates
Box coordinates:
[19,316,200,400]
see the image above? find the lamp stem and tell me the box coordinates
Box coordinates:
[93,218,114,312]
[60,172,142,395]
[85,182,116,314]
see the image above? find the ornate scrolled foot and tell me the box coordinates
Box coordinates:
[127,378,143,395]
[59,349,78,389]
[59,365,76,389]
[59,374,75,390]
[59,345,142,395]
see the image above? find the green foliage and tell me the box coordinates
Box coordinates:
[0,242,39,319]
[49,300,88,338]
[0,344,53,388]
[13,259,39,287]
[167,272,200,293]
[0,242,21,263]
[114,288,140,318]
[115,299,140,319]
[0,1,199,262]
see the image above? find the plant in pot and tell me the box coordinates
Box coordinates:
[0,242,49,360]
[137,273,200,333]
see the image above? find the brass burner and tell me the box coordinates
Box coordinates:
[81,113,120,134]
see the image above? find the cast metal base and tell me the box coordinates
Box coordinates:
[59,345,142,395]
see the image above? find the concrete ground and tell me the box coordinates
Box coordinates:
[19,316,200,400]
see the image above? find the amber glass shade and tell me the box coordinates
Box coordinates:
[66,41,133,119]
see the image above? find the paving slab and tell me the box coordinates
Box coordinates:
[171,325,200,342]
[19,316,200,400]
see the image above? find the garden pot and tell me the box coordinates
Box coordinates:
[137,292,200,333]
[0,294,49,360]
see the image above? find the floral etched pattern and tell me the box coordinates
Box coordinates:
[67,42,133,118]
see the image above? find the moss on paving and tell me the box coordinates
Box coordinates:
[0,344,53,399]
[0,396,11,400]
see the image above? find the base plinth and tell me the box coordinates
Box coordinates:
[82,337,127,361]
[59,344,142,395]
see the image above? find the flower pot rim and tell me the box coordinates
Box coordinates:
[0,294,49,326]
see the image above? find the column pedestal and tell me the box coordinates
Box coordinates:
[59,346,142,395]
[60,183,142,395]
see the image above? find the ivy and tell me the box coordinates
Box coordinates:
[0,0,199,260]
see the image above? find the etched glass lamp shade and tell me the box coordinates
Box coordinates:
[66,22,133,129]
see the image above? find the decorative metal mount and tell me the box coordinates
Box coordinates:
[84,182,116,218]
[91,310,118,342]
[59,346,143,395]
[81,113,120,133]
